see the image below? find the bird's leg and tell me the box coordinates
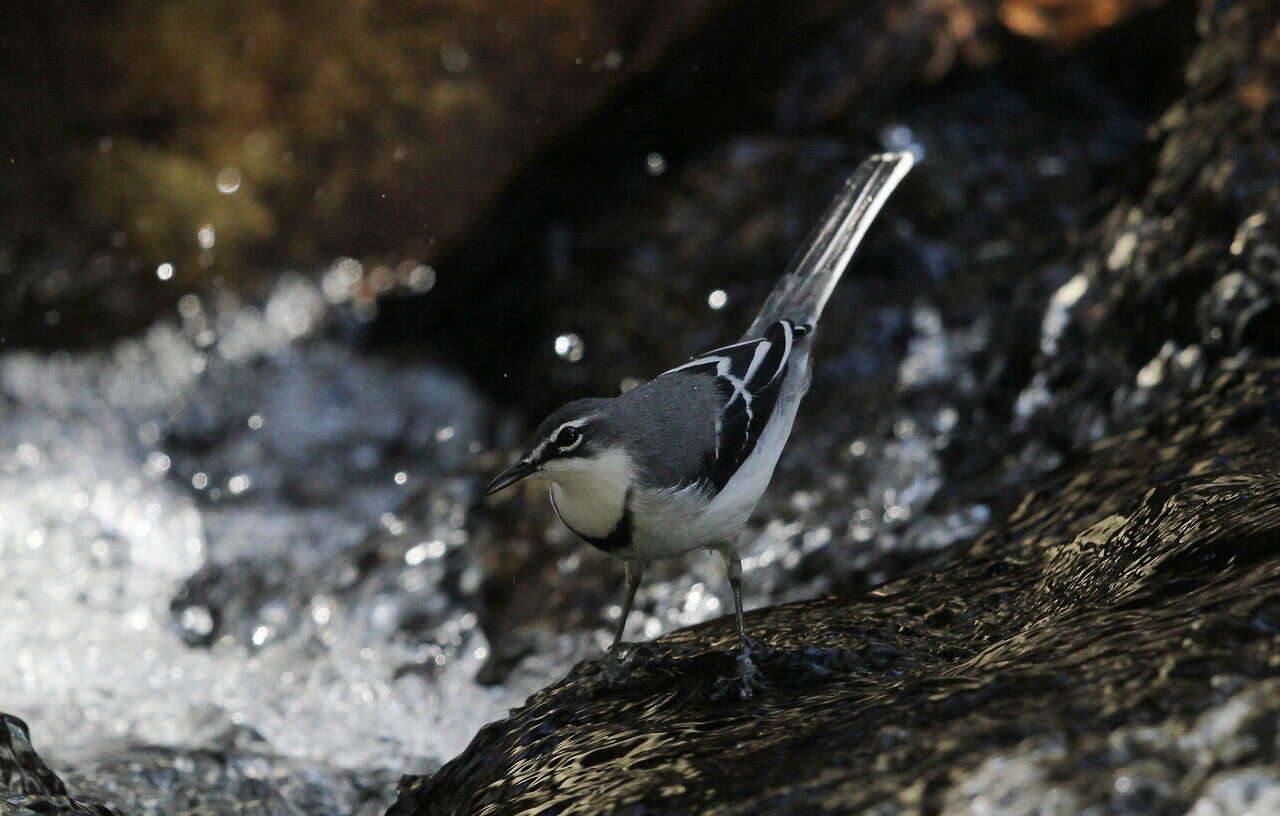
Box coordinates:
[715,543,766,698]
[716,544,754,655]
[609,561,644,652]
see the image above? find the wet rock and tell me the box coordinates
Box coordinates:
[368,0,1026,402]
[389,0,1280,811]
[0,714,121,815]
[388,358,1280,816]
[61,744,403,816]
[450,1,1181,669]
[1025,0,1280,442]
[0,0,726,344]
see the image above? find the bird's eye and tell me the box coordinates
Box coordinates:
[555,426,583,450]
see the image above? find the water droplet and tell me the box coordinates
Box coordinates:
[156,263,174,281]
[216,167,242,194]
[178,294,202,319]
[880,124,925,159]
[322,258,362,303]
[406,264,436,293]
[179,606,214,637]
[191,472,209,490]
[227,474,251,495]
[440,43,471,73]
[644,152,667,176]
[394,471,408,485]
[16,443,40,467]
[197,224,216,250]
[555,332,584,362]
[144,451,171,477]
[708,289,728,310]
[1107,232,1138,270]
[247,414,263,430]
[603,50,623,70]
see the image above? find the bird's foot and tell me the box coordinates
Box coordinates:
[597,640,650,684]
[712,636,770,700]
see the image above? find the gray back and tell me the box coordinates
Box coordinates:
[612,371,721,491]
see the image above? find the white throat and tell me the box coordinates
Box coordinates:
[546,448,634,539]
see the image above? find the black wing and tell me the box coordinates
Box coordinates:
[661,319,807,492]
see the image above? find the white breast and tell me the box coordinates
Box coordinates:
[546,448,634,540]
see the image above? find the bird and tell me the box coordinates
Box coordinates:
[486,152,914,682]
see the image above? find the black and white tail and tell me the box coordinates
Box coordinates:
[743,152,914,340]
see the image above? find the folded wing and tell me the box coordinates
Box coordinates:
[661,319,806,492]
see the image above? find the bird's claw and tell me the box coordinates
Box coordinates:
[599,640,642,683]
[710,636,769,699]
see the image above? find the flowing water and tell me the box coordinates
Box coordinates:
[0,278,566,813]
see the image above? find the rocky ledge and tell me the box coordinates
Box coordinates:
[388,0,1280,812]
[389,359,1280,815]
[1,714,121,815]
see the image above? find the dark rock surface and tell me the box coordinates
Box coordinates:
[0,0,723,345]
[3,0,1277,812]
[388,0,1280,812]
[438,0,1199,674]
[1,714,121,815]
[389,359,1280,816]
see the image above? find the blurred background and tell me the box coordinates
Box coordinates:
[6,0,1278,813]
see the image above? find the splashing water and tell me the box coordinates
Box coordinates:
[0,276,565,812]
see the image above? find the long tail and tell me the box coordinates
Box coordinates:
[743,152,914,340]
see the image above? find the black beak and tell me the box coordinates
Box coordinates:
[485,457,538,495]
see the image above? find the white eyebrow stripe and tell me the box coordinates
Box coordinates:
[532,413,600,460]
[550,415,599,439]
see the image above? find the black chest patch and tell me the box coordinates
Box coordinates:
[550,487,634,554]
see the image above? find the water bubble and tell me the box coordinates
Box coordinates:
[216,167,242,194]
[177,294,202,319]
[644,152,667,176]
[311,600,332,626]
[394,471,408,485]
[197,224,216,250]
[244,130,270,157]
[708,289,728,310]
[156,263,174,281]
[143,451,171,478]
[555,332,584,362]
[603,50,623,70]
[880,124,925,159]
[440,43,472,73]
[16,443,40,467]
[322,258,362,303]
[179,606,214,637]
[1037,155,1068,177]
[227,474,251,495]
[1107,232,1138,270]
[191,472,209,490]
[406,264,436,293]
[247,414,264,430]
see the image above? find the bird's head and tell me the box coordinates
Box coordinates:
[485,398,624,495]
